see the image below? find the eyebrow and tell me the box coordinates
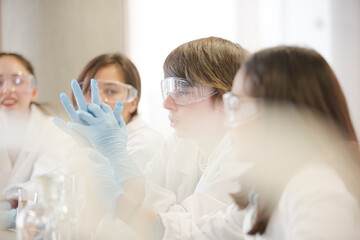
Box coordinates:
[0,73,24,77]
[101,82,120,87]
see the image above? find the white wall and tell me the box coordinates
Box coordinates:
[1,0,124,119]
[125,0,360,139]
[2,0,359,139]
[123,0,241,138]
[330,0,360,140]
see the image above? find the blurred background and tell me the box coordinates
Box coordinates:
[1,0,359,139]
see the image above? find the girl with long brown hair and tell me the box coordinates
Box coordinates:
[195,46,360,239]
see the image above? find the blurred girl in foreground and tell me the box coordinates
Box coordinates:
[195,46,360,239]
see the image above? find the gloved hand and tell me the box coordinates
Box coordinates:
[80,148,124,214]
[0,209,16,230]
[53,79,94,148]
[69,102,142,183]
[55,79,142,183]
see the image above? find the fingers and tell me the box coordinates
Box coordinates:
[53,116,69,133]
[91,79,101,105]
[77,109,99,125]
[67,121,92,136]
[88,103,112,119]
[100,102,113,113]
[60,92,79,122]
[113,102,126,127]
[72,79,88,111]
[53,116,88,145]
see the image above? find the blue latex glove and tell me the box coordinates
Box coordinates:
[55,79,142,183]
[69,103,142,183]
[82,148,125,214]
[53,79,96,147]
[0,209,16,230]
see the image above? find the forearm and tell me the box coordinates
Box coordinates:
[122,177,146,203]
[115,194,158,238]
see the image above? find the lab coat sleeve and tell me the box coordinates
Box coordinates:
[159,203,246,240]
[144,134,253,239]
[144,135,179,187]
[144,161,251,239]
[29,122,78,178]
[144,181,230,217]
[126,118,165,172]
[280,166,360,240]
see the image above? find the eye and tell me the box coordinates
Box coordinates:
[104,88,120,96]
[179,90,191,95]
[14,77,24,85]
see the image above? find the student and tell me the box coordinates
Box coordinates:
[73,53,164,171]
[0,52,76,229]
[56,37,250,238]
[194,46,360,239]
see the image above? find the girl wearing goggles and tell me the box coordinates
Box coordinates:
[0,53,37,113]
[0,53,77,230]
[75,53,141,124]
[74,53,164,171]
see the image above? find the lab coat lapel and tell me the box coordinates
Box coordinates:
[0,145,12,199]
[4,105,44,194]
[172,141,201,202]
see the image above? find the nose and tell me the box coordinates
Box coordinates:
[163,95,178,111]
[1,80,14,94]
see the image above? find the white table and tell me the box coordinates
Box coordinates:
[0,229,16,239]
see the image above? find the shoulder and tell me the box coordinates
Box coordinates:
[283,165,351,199]
[28,105,76,144]
[273,165,360,238]
[127,117,164,142]
[279,165,358,210]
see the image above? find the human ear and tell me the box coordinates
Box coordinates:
[128,97,139,114]
[30,88,39,102]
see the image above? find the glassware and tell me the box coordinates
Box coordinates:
[16,189,28,226]
[16,174,71,240]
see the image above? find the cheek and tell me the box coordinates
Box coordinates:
[181,102,213,123]
[18,93,32,105]
[120,103,133,117]
[16,93,33,112]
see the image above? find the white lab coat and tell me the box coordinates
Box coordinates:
[0,105,77,199]
[126,116,164,172]
[143,133,253,239]
[94,133,252,240]
[193,165,360,240]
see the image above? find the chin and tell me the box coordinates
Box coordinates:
[174,126,198,139]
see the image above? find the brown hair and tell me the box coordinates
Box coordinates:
[0,52,51,113]
[243,46,357,142]
[0,52,35,78]
[75,52,141,118]
[163,37,249,104]
[233,46,359,235]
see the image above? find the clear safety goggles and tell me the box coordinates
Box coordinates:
[161,77,216,105]
[0,72,36,93]
[222,92,258,127]
[80,79,138,104]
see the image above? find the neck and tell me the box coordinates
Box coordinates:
[195,122,226,159]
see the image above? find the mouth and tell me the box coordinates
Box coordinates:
[168,116,180,127]
[1,97,17,107]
